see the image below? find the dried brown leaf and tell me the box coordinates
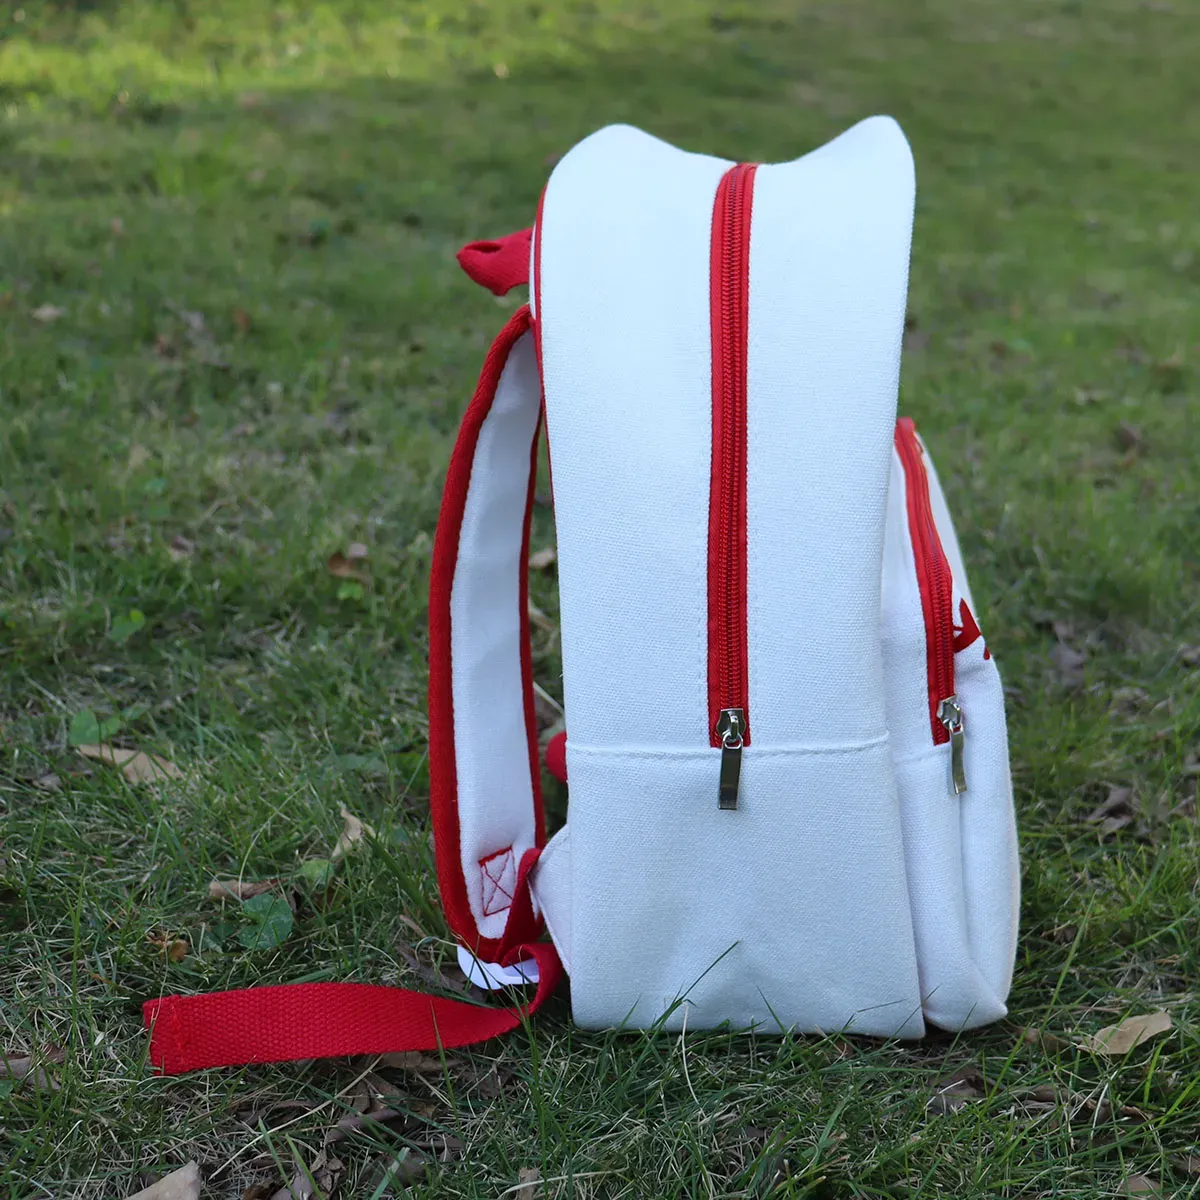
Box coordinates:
[1050,640,1087,688]
[528,547,556,571]
[209,878,277,901]
[32,304,65,323]
[326,552,361,580]
[147,931,189,962]
[378,1050,445,1073]
[1087,785,1134,835]
[1021,1025,1075,1054]
[1124,1174,1162,1197]
[77,744,183,784]
[233,307,252,333]
[126,1162,202,1200]
[514,1167,542,1198]
[1115,421,1143,451]
[927,1064,987,1114]
[332,805,374,862]
[1080,1010,1172,1056]
[0,1051,59,1091]
[375,1150,426,1188]
[168,535,195,562]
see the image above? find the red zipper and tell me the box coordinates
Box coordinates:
[708,162,757,808]
[894,419,966,791]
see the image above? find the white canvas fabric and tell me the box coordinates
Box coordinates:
[436,116,1020,1038]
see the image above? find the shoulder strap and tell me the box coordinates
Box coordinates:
[143,305,559,1074]
[428,303,547,961]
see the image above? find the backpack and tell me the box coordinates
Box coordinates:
[144,117,1020,1074]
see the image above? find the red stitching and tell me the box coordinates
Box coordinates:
[479,847,515,917]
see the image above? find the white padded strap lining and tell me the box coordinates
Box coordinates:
[450,328,542,941]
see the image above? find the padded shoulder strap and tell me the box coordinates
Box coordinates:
[428,304,546,961]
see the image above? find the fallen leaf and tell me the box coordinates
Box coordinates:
[32,304,64,323]
[378,1050,445,1073]
[532,681,564,731]
[927,1065,987,1114]
[77,744,183,785]
[233,307,252,333]
[332,805,374,862]
[242,1185,277,1200]
[0,1051,59,1091]
[1080,1010,1172,1056]
[126,1162,201,1200]
[1050,640,1087,688]
[1115,421,1143,452]
[374,1150,426,1188]
[147,931,189,962]
[326,552,366,581]
[1087,785,1134,835]
[1124,1175,1161,1197]
[529,547,556,571]
[168,535,195,562]
[328,1105,408,1143]
[1021,1026,1075,1054]
[1174,1155,1200,1177]
[514,1167,542,1199]
[209,878,277,901]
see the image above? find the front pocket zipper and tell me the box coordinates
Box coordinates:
[894,417,967,795]
[709,162,758,809]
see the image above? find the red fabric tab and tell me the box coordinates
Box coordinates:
[457,228,533,295]
[143,942,561,1074]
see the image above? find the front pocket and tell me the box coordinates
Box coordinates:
[883,421,1020,1031]
[564,739,924,1038]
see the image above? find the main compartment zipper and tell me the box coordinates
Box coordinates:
[708,162,757,809]
[894,417,967,795]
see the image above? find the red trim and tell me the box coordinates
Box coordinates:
[707,163,757,746]
[456,228,533,296]
[429,306,543,959]
[894,418,955,744]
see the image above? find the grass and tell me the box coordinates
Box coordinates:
[1,0,1198,1195]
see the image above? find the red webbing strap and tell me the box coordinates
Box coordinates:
[143,942,561,1073]
[145,849,560,1074]
[456,228,532,295]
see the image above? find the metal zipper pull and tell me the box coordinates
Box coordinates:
[716,708,746,810]
[937,695,967,795]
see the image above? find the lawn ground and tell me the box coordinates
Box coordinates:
[1,1,1199,1196]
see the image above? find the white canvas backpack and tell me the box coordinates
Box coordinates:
[144,117,1020,1074]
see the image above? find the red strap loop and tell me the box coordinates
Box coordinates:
[457,228,533,295]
